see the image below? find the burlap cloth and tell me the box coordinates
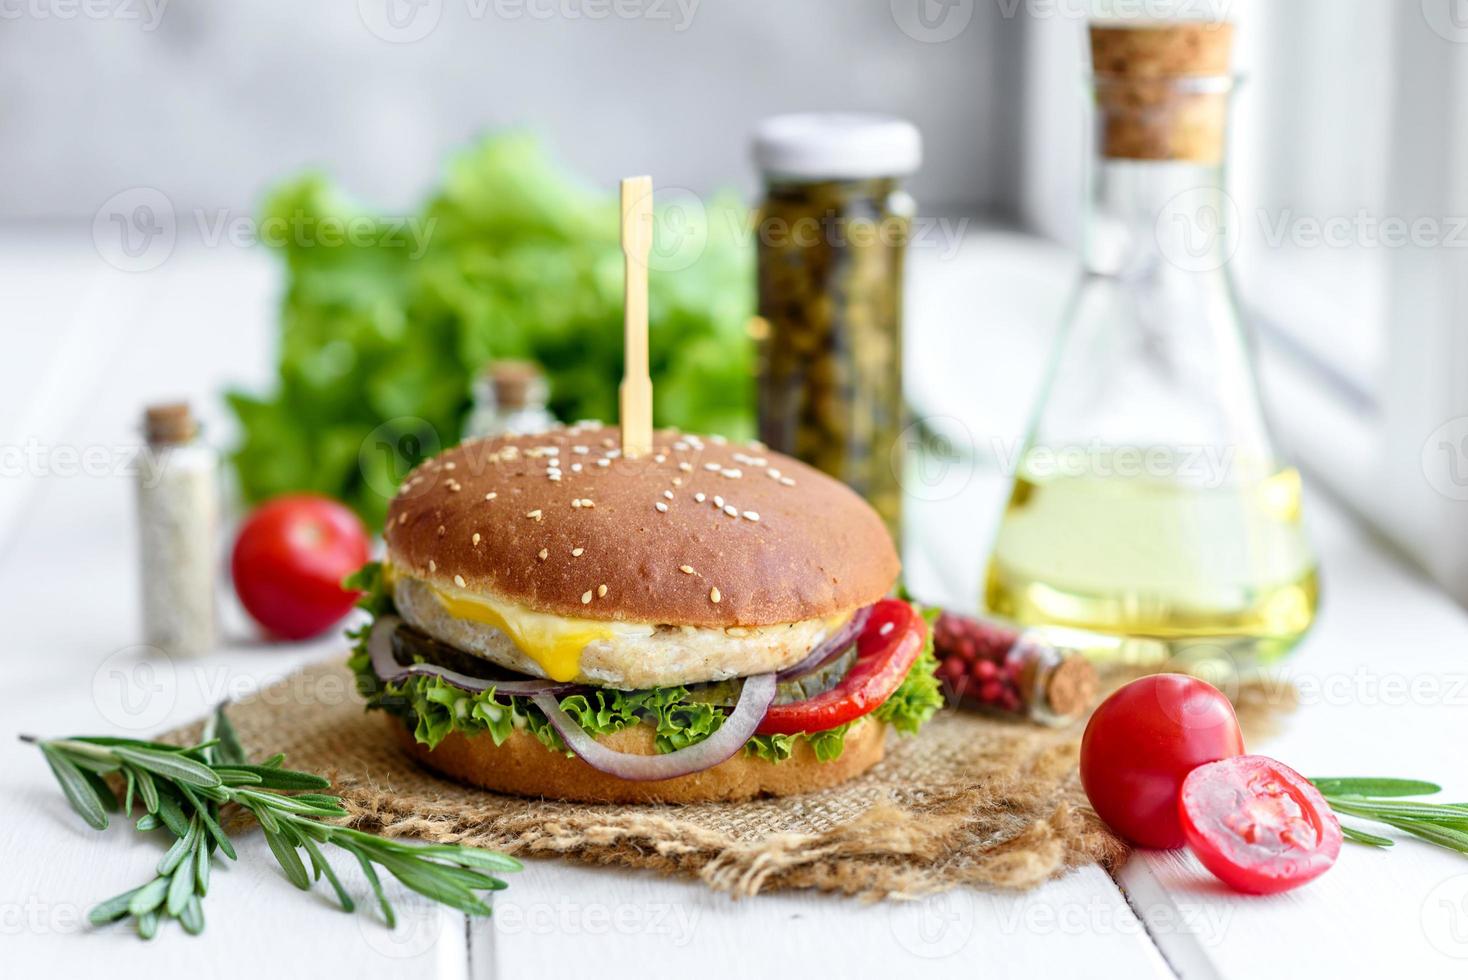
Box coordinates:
[172,658,1293,900]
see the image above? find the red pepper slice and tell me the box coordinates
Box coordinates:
[755,598,927,736]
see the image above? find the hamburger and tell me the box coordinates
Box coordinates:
[347,422,941,803]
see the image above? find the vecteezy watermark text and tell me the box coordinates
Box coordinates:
[358,0,699,44]
[0,0,168,30]
[93,187,437,272]
[1258,209,1468,250]
[494,899,700,945]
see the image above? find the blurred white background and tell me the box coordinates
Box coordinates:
[4,0,1468,599]
[0,1,1020,216]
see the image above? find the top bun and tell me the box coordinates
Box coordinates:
[383,423,899,628]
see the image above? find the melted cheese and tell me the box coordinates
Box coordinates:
[426,582,652,682]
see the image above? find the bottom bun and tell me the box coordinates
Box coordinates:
[392,715,887,804]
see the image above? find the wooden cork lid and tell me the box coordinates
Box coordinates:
[1089,21,1235,162]
[484,360,542,410]
[144,402,197,445]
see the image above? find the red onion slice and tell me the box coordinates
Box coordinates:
[368,615,582,696]
[775,606,872,682]
[531,672,777,782]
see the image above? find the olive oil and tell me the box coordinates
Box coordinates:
[985,465,1318,665]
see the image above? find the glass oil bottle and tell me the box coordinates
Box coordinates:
[984,21,1318,671]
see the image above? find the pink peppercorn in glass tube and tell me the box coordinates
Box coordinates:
[932,611,1099,726]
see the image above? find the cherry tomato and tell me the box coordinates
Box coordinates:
[1180,755,1341,893]
[755,599,927,735]
[1080,674,1244,848]
[231,494,370,641]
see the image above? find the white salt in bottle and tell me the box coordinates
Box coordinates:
[136,403,218,657]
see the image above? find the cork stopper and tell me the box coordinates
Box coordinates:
[1042,654,1099,720]
[144,402,197,445]
[485,360,542,411]
[1089,21,1235,162]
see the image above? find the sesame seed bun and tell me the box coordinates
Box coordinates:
[383,424,899,628]
[391,713,887,804]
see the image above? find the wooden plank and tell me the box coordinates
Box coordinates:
[491,860,1171,979]
[0,239,462,978]
[1117,499,1468,976]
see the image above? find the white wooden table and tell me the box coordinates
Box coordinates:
[4,226,1467,978]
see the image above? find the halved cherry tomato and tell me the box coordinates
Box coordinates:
[755,598,927,735]
[1080,674,1244,848]
[1179,755,1342,894]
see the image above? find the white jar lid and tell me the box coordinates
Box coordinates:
[753,113,922,181]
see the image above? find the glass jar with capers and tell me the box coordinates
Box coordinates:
[751,114,921,542]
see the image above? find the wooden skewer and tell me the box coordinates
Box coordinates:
[619,175,654,458]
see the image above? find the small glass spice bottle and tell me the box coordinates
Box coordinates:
[136,403,218,658]
[932,610,1100,726]
[464,360,556,440]
[752,114,921,543]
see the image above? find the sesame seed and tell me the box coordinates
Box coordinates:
[780,477,796,487]
[437,525,446,536]
[607,449,621,459]
[597,584,607,598]
[447,481,461,492]
[703,463,720,471]
[680,564,695,574]
[538,548,549,560]
[548,473,561,482]
[485,492,497,500]
[444,462,456,470]
[654,454,666,463]
[678,461,693,472]
[571,463,582,472]
[743,511,760,522]
[721,468,742,479]
[723,504,738,517]
[596,459,610,468]
[662,490,674,500]
[572,547,584,557]
[581,590,593,604]
[655,502,669,513]
[527,509,543,521]
[398,513,408,525]
[472,532,482,545]
[767,468,782,480]
[454,574,466,587]
[580,499,595,508]
[573,445,589,454]
[694,492,706,503]
[673,477,683,487]
[714,496,724,508]
[428,560,436,573]
[709,586,721,603]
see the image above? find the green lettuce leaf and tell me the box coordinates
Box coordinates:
[229,134,756,528]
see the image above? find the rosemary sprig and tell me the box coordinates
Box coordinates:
[24,706,520,940]
[1313,776,1468,856]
